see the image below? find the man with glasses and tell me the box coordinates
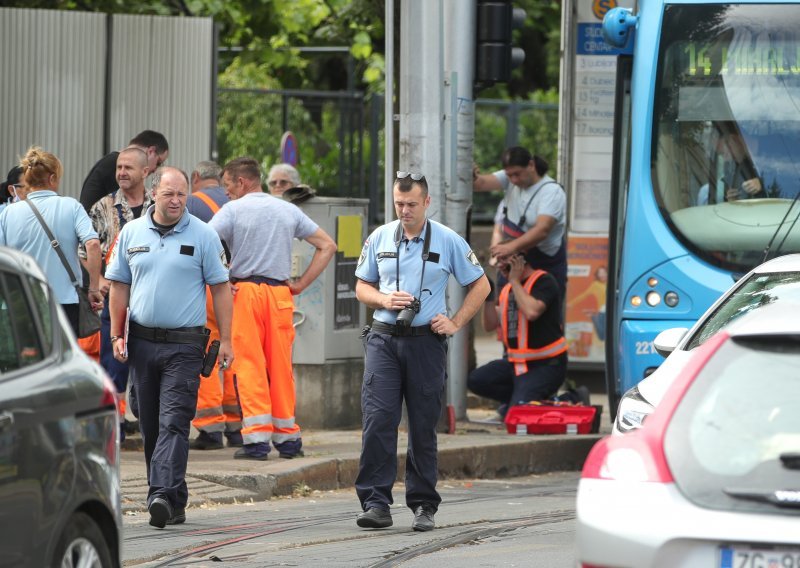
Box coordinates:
[266,163,301,197]
[354,171,490,532]
[80,130,169,212]
[212,157,336,460]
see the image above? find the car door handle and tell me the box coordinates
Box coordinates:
[0,411,14,430]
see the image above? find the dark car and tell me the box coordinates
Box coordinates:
[0,246,121,567]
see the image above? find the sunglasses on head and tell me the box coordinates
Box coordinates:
[396,171,425,181]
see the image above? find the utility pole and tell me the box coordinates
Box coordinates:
[398,0,477,424]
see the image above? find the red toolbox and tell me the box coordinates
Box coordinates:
[504,403,601,435]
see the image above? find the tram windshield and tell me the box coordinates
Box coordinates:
[652,4,800,272]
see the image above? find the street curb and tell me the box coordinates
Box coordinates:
[124,434,600,513]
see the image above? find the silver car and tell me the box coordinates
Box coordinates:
[0,247,121,567]
[614,253,800,434]
[578,303,800,568]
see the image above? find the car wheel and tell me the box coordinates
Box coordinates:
[54,512,113,568]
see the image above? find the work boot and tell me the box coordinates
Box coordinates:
[190,431,223,450]
[148,497,173,529]
[166,507,186,525]
[356,507,393,529]
[225,431,243,447]
[279,449,305,460]
[411,505,436,532]
[234,443,269,461]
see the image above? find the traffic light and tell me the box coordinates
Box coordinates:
[474,0,526,90]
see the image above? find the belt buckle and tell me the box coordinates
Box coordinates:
[154,328,168,342]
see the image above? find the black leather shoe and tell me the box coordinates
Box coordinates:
[411,505,435,532]
[166,507,186,525]
[234,447,268,461]
[356,507,393,528]
[148,497,173,529]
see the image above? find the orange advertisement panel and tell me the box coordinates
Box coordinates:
[565,234,609,364]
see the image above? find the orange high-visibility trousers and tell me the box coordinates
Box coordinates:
[230,282,300,447]
[193,289,242,435]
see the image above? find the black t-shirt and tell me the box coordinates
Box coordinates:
[130,204,144,219]
[80,151,119,212]
[505,272,563,356]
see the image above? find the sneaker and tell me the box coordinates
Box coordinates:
[166,507,186,525]
[356,507,393,529]
[225,431,243,447]
[411,505,435,532]
[233,447,269,461]
[190,432,224,450]
[148,497,173,529]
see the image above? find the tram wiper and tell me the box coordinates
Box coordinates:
[762,184,800,263]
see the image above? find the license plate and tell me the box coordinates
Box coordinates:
[720,545,800,568]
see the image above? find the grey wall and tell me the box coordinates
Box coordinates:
[0,8,213,200]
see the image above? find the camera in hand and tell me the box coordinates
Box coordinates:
[396,297,421,328]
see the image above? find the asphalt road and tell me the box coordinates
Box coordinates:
[122,471,580,567]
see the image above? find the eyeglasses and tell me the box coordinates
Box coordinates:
[396,171,425,181]
[11,184,25,193]
[268,179,292,188]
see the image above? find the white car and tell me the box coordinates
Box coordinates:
[578,303,800,568]
[614,253,800,434]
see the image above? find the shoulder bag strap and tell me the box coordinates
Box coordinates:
[518,181,559,226]
[25,199,80,285]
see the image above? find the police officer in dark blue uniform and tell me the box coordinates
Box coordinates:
[354,172,490,531]
[106,166,234,529]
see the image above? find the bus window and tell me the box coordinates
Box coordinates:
[651,4,800,272]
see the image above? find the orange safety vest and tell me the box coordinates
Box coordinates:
[499,269,568,376]
[192,190,222,215]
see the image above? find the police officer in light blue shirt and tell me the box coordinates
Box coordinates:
[105,167,234,529]
[353,172,490,532]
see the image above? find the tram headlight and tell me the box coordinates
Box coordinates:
[646,291,661,307]
[647,277,658,287]
[631,295,642,307]
[664,291,679,307]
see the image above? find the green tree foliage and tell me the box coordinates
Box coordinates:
[7,0,560,202]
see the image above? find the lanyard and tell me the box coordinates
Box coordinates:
[393,219,432,300]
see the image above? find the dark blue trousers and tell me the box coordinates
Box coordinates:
[467,356,566,407]
[356,330,447,513]
[100,302,130,397]
[128,337,203,510]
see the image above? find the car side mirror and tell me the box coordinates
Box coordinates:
[653,327,689,358]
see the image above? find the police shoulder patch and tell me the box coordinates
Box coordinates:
[358,239,369,267]
[466,249,480,267]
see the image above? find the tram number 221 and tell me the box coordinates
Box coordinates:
[635,341,656,355]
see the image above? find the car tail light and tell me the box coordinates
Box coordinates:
[583,332,730,484]
[582,428,673,482]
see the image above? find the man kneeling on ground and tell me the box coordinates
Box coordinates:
[468,254,568,418]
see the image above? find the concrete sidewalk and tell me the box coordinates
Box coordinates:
[120,334,610,514]
[120,413,607,514]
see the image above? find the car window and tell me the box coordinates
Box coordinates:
[0,272,44,372]
[665,337,800,515]
[685,272,800,350]
[27,276,53,356]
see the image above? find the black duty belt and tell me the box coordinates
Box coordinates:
[231,275,286,286]
[129,322,209,347]
[371,320,434,337]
